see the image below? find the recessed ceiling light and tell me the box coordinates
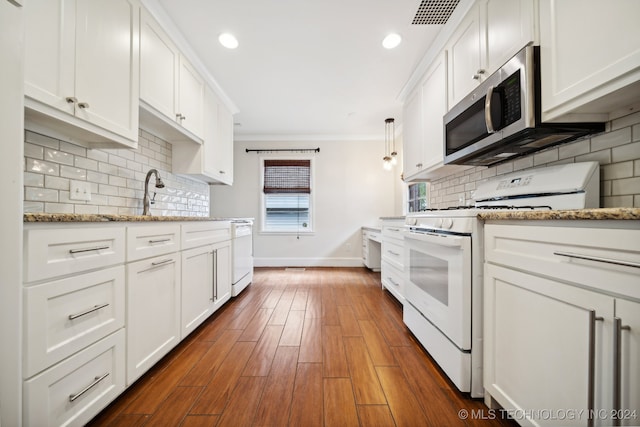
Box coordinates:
[382,33,402,49]
[219,33,239,49]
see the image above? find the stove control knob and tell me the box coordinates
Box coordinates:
[406,217,417,226]
[436,219,443,228]
[442,218,454,229]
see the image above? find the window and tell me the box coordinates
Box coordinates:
[408,182,428,212]
[262,159,313,233]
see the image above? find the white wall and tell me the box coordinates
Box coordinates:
[0,1,24,425]
[210,139,399,266]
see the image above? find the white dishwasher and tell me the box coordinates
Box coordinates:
[231,220,253,296]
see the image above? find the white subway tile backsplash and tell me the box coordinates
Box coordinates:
[533,147,558,165]
[591,127,632,151]
[611,177,640,195]
[602,162,634,180]
[611,141,640,162]
[24,130,209,216]
[558,139,590,159]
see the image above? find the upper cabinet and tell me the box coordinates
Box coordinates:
[139,9,205,143]
[173,85,234,185]
[24,0,140,149]
[539,0,640,122]
[447,0,536,107]
[404,52,466,182]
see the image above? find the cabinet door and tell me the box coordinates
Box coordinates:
[181,245,213,339]
[540,0,640,121]
[483,0,536,75]
[616,299,640,425]
[178,57,205,139]
[212,241,231,312]
[126,253,180,385]
[447,3,482,107]
[24,0,75,115]
[74,0,139,141]
[402,87,423,180]
[215,100,234,183]
[484,264,613,426]
[421,52,448,172]
[140,8,179,120]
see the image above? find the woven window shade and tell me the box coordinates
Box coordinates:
[263,160,311,194]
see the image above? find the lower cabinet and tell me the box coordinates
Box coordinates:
[181,239,231,339]
[381,220,405,304]
[126,252,181,385]
[484,223,640,427]
[362,228,382,271]
[23,329,126,427]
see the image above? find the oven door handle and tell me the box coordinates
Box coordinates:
[404,231,467,248]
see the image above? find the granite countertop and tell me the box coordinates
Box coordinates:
[478,207,640,221]
[24,213,239,223]
[361,226,382,232]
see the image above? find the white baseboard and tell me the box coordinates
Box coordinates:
[254,257,364,268]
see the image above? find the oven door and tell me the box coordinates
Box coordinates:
[404,230,472,350]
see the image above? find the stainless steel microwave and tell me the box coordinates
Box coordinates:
[443,46,605,166]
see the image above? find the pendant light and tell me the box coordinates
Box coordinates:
[383,118,396,170]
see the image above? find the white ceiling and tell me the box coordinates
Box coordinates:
[154,0,448,140]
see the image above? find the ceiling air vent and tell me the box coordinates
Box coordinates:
[412,0,460,25]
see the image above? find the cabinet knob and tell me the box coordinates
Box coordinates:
[176,113,184,121]
[219,170,225,174]
[78,102,90,109]
[472,74,481,80]
[416,163,423,168]
[65,97,77,104]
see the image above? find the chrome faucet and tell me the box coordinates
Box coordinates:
[142,169,165,215]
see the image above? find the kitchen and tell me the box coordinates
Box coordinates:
[1,0,640,426]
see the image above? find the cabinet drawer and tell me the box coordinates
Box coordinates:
[382,240,404,269]
[381,260,404,304]
[485,224,640,299]
[382,224,404,240]
[23,329,125,427]
[126,224,180,261]
[24,226,125,283]
[24,266,125,378]
[182,221,231,250]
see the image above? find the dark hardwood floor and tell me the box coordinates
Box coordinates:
[88,267,517,427]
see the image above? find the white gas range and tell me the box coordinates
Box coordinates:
[403,161,600,398]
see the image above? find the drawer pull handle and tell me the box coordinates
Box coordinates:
[151,258,174,266]
[148,238,171,244]
[69,245,109,254]
[613,317,631,421]
[386,277,399,286]
[388,250,400,256]
[587,311,604,427]
[68,303,110,320]
[69,373,109,402]
[554,251,640,269]
[388,228,400,232]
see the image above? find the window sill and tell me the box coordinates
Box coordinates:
[259,230,315,236]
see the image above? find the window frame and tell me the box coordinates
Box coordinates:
[259,156,315,235]
[407,182,429,213]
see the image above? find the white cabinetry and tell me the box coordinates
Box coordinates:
[539,0,640,122]
[484,222,640,426]
[446,0,536,107]
[173,85,235,185]
[23,224,127,425]
[126,224,181,384]
[180,221,232,338]
[24,0,139,148]
[362,228,382,271]
[380,220,405,305]
[139,7,205,143]
[403,52,469,182]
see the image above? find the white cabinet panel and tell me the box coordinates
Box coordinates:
[447,3,483,107]
[540,0,640,121]
[181,221,231,250]
[616,299,640,426]
[126,253,180,384]
[178,57,205,139]
[24,266,125,378]
[23,330,125,427]
[212,240,232,312]
[140,7,179,120]
[24,226,125,283]
[181,245,214,338]
[24,0,139,147]
[126,224,181,262]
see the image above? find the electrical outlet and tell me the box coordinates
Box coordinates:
[69,180,92,201]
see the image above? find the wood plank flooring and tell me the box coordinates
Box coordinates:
[88,267,517,427]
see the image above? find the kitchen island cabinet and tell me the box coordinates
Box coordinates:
[24,0,140,148]
[484,221,640,426]
[362,227,382,271]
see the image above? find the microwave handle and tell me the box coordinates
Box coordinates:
[485,85,496,133]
